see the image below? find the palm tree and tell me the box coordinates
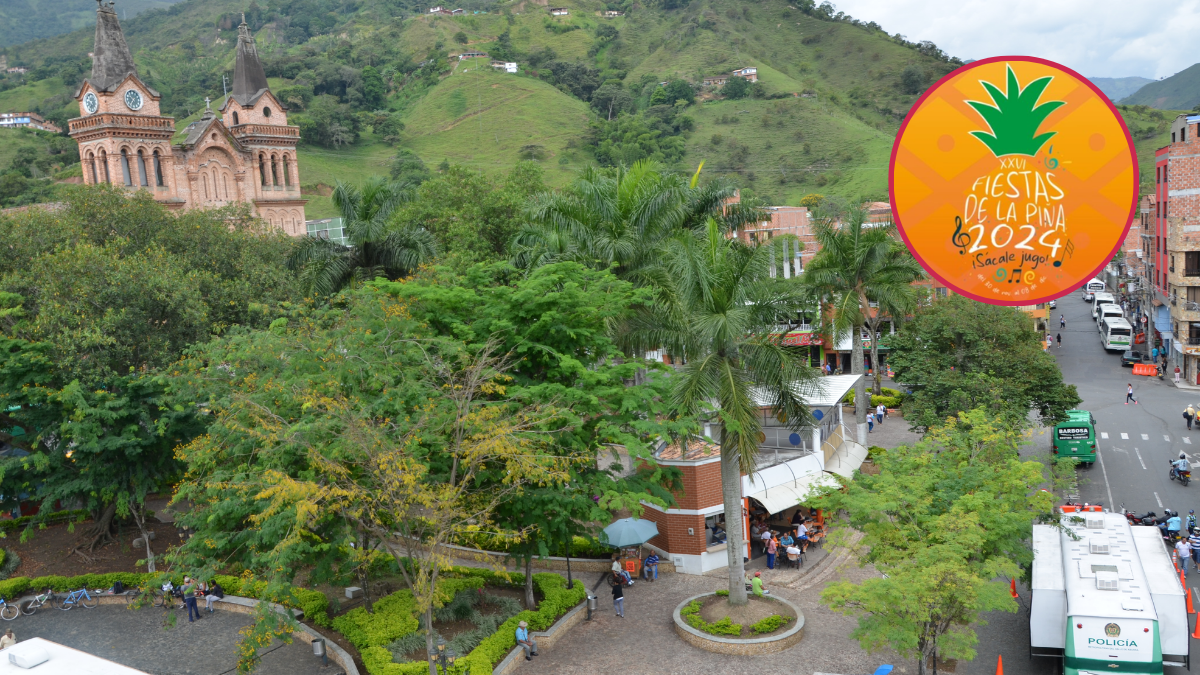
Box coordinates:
[802,205,925,442]
[635,219,819,605]
[287,178,437,296]
[510,161,765,284]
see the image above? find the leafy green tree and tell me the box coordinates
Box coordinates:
[590,83,634,120]
[662,78,695,105]
[801,206,924,443]
[292,94,361,148]
[901,65,927,95]
[453,31,469,44]
[885,294,1082,431]
[288,178,437,296]
[819,409,1053,675]
[0,186,299,554]
[389,149,431,185]
[361,65,387,109]
[722,75,750,99]
[390,163,545,266]
[634,219,818,604]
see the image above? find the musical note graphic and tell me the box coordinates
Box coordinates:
[952,216,971,255]
[1053,239,1075,268]
[1009,268,1024,283]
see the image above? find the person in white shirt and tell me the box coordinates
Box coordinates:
[796,522,810,552]
[876,403,886,424]
[1176,538,1192,575]
[0,630,14,650]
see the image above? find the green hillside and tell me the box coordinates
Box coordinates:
[0,0,185,50]
[1120,65,1200,110]
[1115,104,1187,192]
[0,0,967,210]
[1089,76,1154,101]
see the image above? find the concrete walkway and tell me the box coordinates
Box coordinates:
[524,537,907,675]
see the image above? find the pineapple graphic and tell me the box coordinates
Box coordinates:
[967,65,1065,157]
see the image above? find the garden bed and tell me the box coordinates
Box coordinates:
[687,593,796,638]
[672,592,805,656]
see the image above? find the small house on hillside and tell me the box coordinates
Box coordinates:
[451,8,465,14]
[603,10,624,17]
[703,75,728,87]
[457,51,489,60]
[732,67,758,82]
[491,61,518,73]
[549,7,570,15]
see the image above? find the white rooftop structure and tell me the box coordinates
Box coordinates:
[750,373,861,409]
[0,638,151,675]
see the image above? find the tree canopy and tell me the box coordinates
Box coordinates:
[885,294,1081,430]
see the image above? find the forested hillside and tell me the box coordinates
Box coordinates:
[2,0,966,213]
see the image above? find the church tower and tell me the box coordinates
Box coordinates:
[68,2,306,234]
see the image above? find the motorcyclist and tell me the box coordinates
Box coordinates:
[1173,454,1190,480]
[1162,510,1184,539]
[1189,509,1198,533]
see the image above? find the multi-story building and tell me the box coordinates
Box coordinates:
[69,3,306,233]
[1157,114,1200,382]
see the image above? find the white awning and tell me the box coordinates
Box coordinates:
[825,440,868,479]
[746,472,839,514]
[749,374,862,408]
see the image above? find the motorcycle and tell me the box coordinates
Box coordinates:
[1170,459,1192,486]
[1121,505,1157,526]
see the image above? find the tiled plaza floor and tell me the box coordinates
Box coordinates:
[528,541,906,675]
[2,602,327,675]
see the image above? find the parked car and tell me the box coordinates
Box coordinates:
[1082,290,1095,301]
[1121,349,1147,367]
[1049,299,1057,309]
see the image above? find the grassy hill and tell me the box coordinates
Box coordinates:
[1121,65,1200,110]
[1114,104,1187,193]
[0,0,185,50]
[1089,76,1154,101]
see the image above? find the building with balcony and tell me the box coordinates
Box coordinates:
[0,112,62,133]
[69,5,305,233]
[1158,114,1200,381]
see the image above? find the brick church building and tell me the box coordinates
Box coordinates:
[69,2,306,233]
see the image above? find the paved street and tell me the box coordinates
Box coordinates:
[971,293,1200,675]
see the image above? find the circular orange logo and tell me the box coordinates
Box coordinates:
[890,56,1137,306]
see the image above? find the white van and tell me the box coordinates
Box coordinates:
[1091,292,1115,320]
[1082,279,1106,301]
[1097,304,1124,330]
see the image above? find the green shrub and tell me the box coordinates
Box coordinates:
[679,596,743,636]
[843,388,901,407]
[750,614,792,634]
[0,509,88,533]
[715,589,729,596]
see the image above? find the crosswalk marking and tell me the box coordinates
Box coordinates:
[1101,432,1109,439]
[1142,434,1150,440]
[1121,433,1130,439]
[1186,437,1192,445]
[1166,435,1172,442]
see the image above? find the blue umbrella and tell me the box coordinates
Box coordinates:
[601,518,660,548]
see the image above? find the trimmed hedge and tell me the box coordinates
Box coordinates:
[680,599,741,636]
[338,566,585,675]
[843,388,902,409]
[750,614,792,634]
[0,572,330,627]
[0,509,88,533]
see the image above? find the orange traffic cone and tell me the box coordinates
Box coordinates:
[1010,579,1019,599]
[1188,588,1195,615]
[1192,615,1200,640]
[996,654,1004,675]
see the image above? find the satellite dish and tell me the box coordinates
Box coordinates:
[813,410,824,421]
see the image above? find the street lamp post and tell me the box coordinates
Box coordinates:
[435,636,457,673]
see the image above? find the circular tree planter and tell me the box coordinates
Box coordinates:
[672,592,805,655]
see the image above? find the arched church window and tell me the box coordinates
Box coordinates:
[152,150,165,187]
[259,154,268,187]
[283,154,292,187]
[202,173,209,200]
[222,173,230,200]
[233,111,240,125]
[99,149,110,184]
[88,152,98,185]
[119,149,133,186]
[136,150,149,187]
[270,155,279,187]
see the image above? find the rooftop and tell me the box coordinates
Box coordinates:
[657,438,721,460]
[0,638,150,675]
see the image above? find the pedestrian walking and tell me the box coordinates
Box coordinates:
[1056,333,1062,348]
[1177,538,1192,575]
[868,415,874,433]
[1177,366,1183,384]
[1126,383,1137,405]
[1186,404,1196,431]
[1189,529,1200,567]
[1060,315,1066,329]
[766,534,777,570]
[876,402,886,425]
[610,573,624,617]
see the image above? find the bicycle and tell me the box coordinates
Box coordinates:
[20,589,57,615]
[125,586,174,609]
[57,588,97,611]
[0,598,17,621]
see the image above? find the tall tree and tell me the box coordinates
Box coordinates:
[633,219,819,605]
[287,177,437,296]
[0,186,299,554]
[802,205,925,443]
[885,294,1082,431]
